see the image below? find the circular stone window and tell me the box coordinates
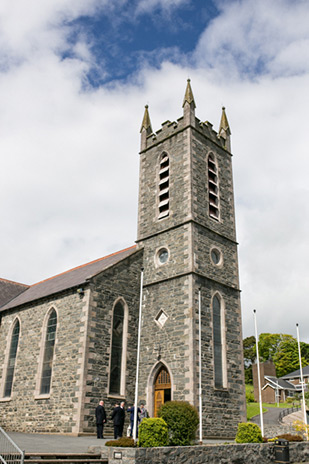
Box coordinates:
[211,248,222,266]
[157,248,169,265]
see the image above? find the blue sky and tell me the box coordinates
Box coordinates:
[60,0,219,86]
[1,0,309,340]
[74,0,218,84]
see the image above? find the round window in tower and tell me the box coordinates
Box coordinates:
[157,248,169,265]
[210,248,222,266]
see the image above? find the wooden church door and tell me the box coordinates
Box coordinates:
[154,366,171,416]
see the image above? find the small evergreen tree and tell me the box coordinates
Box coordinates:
[158,401,199,446]
[138,418,168,447]
[235,423,263,443]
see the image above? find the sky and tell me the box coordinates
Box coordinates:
[1,0,309,342]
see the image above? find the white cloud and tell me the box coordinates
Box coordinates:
[135,0,190,15]
[194,0,309,78]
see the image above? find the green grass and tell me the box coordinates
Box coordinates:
[247,402,267,420]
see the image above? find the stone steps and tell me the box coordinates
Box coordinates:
[24,453,108,464]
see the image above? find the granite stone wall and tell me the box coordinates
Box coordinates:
[0,289,88,433]
[107,442,309,464]
[81,251,143,435]
[136,104,245,437]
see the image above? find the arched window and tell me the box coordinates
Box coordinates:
[208,154,220,220]
[213,295,223,388]
[4,319,20,397]
[40,309,57,395]
[158,153,169,219]
[109,301,127,395]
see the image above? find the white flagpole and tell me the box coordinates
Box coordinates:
[296,323,308,440]
[198,288,202,444]
[133,267,144,442]
[253,309,264,437]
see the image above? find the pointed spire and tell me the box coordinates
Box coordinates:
[219,107,231,135]
[140,105,152,134]
[140,105,152,151]
[219,107,231,151]
[182,79,196,108]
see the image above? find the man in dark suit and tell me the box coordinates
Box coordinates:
[111,401,125,439]
[95,400,106,439]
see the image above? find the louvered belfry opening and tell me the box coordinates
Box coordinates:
[208,154,219,220]
[158,153,169,219]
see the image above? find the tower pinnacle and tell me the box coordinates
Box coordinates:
[182,79,196,108]
[140,105,152,134]
[140,105,152,151]
[219,106,231,151]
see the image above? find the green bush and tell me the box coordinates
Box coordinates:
[105,437,136,447]
[246,390,255,403]
[138,417,168,447]
[235,422,263,443]
[158,401,199,446]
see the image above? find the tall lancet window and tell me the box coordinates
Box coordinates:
[40,309,57,395]
[158,153,169,219]
[109,301,128,395]
[4,319,20,397]
[208,154,220,220]
[213,295,223,388]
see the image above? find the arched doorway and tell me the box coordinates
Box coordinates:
[154,366,171,416]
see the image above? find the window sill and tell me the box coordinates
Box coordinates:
[107,394,126,400]
[0,397,12,402]
[214,387,228,392]
[34,394,51,400]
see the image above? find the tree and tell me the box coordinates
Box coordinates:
[243,336,256,384]
[243,333,309,383]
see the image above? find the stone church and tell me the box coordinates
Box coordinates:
[0,81,246,438]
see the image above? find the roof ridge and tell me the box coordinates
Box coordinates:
[0,277,29,287]
[31,245,137,288]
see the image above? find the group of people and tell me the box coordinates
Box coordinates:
[95,400,148,439]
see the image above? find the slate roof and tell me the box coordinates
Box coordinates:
[281,365,309,380]
[264,375,296,391]
[0,278,29,308]
[0,245,137,312]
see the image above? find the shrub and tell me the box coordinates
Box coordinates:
[246,391,255,403]
[158,401,199,446]
[105,437,135,447]
[277,433,303,442]
[235,422,263,443]
[138,417,169,447]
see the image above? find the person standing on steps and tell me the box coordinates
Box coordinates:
[111,401,126,439]
[127,404,141,438]
[95,400,107,439]
[139,403,148,421]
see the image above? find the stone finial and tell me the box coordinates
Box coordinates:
[140,105,152,151]
[182,79,196,108]
[219,106,231,135]
[219,106,231,151]
[140,105,152,134]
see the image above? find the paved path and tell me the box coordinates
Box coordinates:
[251,406,284,425]
[6,431,234,453]
[6,432,108,453]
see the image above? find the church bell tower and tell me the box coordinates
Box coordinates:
[136,80,246,438]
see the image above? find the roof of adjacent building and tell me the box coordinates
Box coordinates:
[281,365,309,380]
[264,375,297,391]
[0,245,137,312]
[0,278,29,308]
